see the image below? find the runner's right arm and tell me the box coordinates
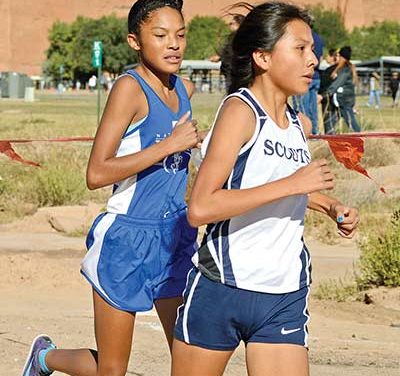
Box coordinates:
[86,76,198,190]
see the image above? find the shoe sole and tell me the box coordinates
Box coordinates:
[21,334,51,376]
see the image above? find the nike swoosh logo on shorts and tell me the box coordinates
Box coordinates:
[281,327,301,335]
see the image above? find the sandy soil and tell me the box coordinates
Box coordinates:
[0,207,399,376]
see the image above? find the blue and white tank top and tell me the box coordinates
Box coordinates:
[193,88,312,293]
[106,70,192,219]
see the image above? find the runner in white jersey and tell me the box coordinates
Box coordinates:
[172,3,360,376]
[194,88,312,294]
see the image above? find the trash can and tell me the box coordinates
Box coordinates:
[0,72,9,97]
[24,87,35,102]
[0,72,33,98]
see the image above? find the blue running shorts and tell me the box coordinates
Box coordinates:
[81,210,198,312]
[175,268,310,350]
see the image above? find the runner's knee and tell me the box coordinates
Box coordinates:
[97,362,128,376]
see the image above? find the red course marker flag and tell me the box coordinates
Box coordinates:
[312,135,386,193]
[0,141,40,167]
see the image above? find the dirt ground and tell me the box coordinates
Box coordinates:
[1,207,399,376]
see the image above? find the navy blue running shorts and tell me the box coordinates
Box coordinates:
[175,268,310,350]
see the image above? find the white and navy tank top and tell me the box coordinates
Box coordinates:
[106,70,192,219]
[193,88,312,294]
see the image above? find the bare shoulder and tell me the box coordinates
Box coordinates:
[111,74,143,97]
[104,74,146,121]
[181,78,195,98]
[220,96,255,123]
[213,96,256,141]
[297,112,312,138]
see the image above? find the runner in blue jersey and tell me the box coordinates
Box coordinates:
[172,2,360,376]
[22,1,200,376]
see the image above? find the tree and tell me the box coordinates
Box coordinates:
[349,21,400,60]
[45,15,137,81]
[70,15,135,81]
[308,5,348,50]
[45,21,75,80]
[185,16,230,60]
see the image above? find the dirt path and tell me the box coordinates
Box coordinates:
[1,215,399,375]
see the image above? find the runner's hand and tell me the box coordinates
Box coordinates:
[329,203,360,238]
[167,111,199,153]
[290,159,335,194]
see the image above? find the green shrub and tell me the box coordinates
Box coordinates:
[33,165,87,206]
[314,278,358,302]
[357,208,400,288]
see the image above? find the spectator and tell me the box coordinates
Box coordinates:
[88,74,97,92]
[389,71,399,107]
[292,30,324,135]
[302,30,324,135]
[326,46,361,133]
[319,47,338,70]
[319,48,338,134]
[367,71,381,109]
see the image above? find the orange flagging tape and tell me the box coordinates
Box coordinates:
[2,133,400,192]
[4,137,94,144]
[0,137,94,168]
[309,132,400,140]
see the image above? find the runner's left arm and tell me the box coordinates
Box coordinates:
[308,192,359,239]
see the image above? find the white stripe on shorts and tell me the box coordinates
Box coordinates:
[303,286,311,347]
[175,267,195,326]
[80,213,119,307]
[183,270,202,343]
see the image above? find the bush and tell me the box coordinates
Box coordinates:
[314,278,358,302]
[357,208,400,288]
[33,165,87,206]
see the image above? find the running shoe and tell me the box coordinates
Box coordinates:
[22,334,56,376]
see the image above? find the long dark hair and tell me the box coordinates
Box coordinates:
[128,0,183,34]
[225,2,312,94]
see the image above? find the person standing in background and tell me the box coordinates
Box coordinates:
[389,71,399,107]
[327,46,361,133]
[367,71,381,109]
[301,29,324,135]
[319,48,338,134]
